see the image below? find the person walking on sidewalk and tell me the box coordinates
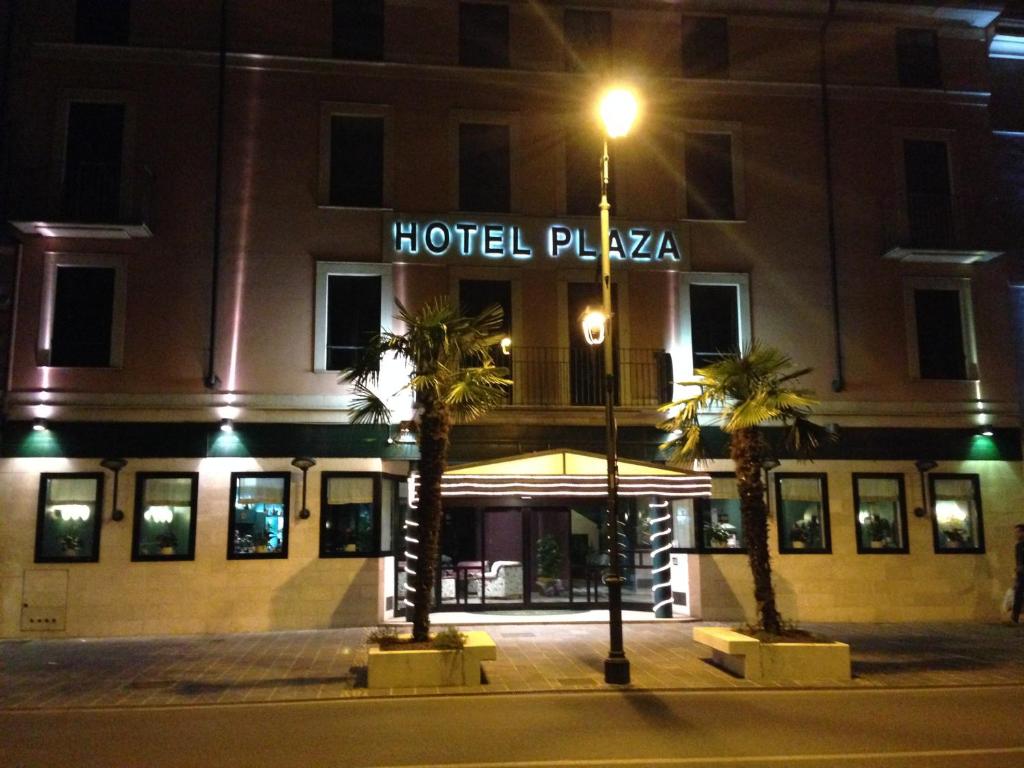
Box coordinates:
[1013,523,1024,624]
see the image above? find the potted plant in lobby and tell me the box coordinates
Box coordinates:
[865,514,892,548]
[253,528,275,553]
[789,521,809,549]
[535,533,564,595]
[341,298,511,642]
[60,533,82,556]
[943,526,967,548]
[705,521,733,549]
[155,530,177,555]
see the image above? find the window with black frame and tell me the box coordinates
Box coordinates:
[35,473,104,563]
[132,473,198,561]
[690,283,739,369]
[698,475,744,551]
[321,475,377,556]
[50,265,116,367]
[776,473,830,554]
[930,474,984,553]
[228,473,290,559]
[459,2,509,68]
[853,474,908,554]
[326,274,381,371]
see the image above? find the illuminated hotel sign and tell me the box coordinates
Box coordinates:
[385,215,688,269]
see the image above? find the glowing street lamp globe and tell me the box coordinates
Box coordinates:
[580,308,608,346]
[599,87,638,139]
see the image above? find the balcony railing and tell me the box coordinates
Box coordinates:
[880,192,1003,260]
[505,347,673,408]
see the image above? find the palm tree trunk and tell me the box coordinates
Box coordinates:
[411,396,451,642]
[731,426,782,634]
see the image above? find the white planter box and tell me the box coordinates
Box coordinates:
[367,630,497,689]
[693,626,850,683]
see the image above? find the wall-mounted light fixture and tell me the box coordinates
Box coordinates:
[291,457,317,519]
[32,417,49,432]
[580,307,607,346]
[500,336,512,356]
[913,459,938,518]
[99,458,128,521]
[219,418,234,432]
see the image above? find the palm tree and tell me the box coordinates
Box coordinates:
[659,342,826,635]
[342,298,511,641]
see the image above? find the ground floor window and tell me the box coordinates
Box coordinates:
[775,473,831,554]
[320,474,376,556]
[35,473,104,562]
[853,474,908,553]
[698,474,745,551]
[930,474,984,553]
[132,473,198,561]
[228,473,290,559]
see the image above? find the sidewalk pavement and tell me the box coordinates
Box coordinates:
[1,619,1022,710]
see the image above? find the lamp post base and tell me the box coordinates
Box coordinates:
[604,656,631,685]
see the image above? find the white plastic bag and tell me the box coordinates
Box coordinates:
[1003,588,1015,613]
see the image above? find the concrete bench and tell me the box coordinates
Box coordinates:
[368,630,497,689]
[693,626,850,683]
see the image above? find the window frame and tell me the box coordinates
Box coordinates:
[319,472,391,558]
[313,262,393,373]
[929,473,985,555]
[52,90,136,223]
[676,272,751,382]
[902,276,978,381]
[318,102,393,209]
[34,472,105,564]
[131,472,200,562]
[774,472,832,555]
[896,27,942,89]
[562,7,613,73]
[37,252,127,368]
[458,1,510,69]
[696,471,747,555]
[331,0,384,61]
[226,472,292,561]
[852,473,910,555]
[681,15,729,79]
[679,122,745,222]
[451,110,520,214]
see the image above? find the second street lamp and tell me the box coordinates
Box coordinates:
[584,86,638,686]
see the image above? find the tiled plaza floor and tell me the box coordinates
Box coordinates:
[1,619,1022,709]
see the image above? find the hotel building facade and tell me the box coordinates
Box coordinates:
[1,0,1023,639]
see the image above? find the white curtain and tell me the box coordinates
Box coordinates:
[236,477,285,505]
[327,477,374,505]
[934,478,975,501]
[856,477,899,501]
[47,477,98,503]
[780,477,822,502]
[143,477,193,505]
[710,477,739,499]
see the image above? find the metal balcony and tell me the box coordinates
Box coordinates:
[504,347,673,408]
[880,193,1002,264]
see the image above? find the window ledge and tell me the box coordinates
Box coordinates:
[317,205,393,212]
[883,246,1002,264]
[12,220,152,240]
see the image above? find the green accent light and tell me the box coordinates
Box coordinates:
[968,434,1000,460]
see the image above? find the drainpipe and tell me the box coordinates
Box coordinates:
[820,0,845,392]
[204,0,228,390]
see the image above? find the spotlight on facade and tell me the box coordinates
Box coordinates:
[100,458,128,522]
[978,427,994,437]
[291,457,317,519]
[580,308,607,346]
[32,417,49,431]
[220,418,234,432]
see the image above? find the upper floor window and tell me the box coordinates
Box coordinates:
[38,253,126,368]
[228,473,291,559]
[680,273,750,377]
[903,139,953,249]
[853,474,909,554]
[684,131,736,221]
[35,473,104,563]
[75,0,130,45]
[930,474,984,553]
[132,473,199,562]
[332,0,384,60]
[681,16,728,78]
[563,9,611,73]
[459,3,509,68]
[330,116,384,207]
[775,473,831,554]
[896,28,941,89]
[904,277,976,380]
[314,262,392,373]
[63,102,125,222]
[459,122,510,212]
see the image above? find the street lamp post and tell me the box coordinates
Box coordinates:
[583,86,638,686]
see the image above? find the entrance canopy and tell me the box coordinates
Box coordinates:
[409,449,711,507]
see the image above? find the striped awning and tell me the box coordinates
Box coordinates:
[409,449,711,507]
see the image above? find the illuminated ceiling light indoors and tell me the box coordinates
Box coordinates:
[143,505,174,523]
[220,418,234,432]
[978,427,994,437]
[32,417,49,431]
[57,504,91,521]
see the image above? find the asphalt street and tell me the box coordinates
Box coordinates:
[3,685,1023,768]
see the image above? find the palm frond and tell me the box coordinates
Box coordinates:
[348,383,392,425]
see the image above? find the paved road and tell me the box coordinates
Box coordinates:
[4,685,1023,768]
